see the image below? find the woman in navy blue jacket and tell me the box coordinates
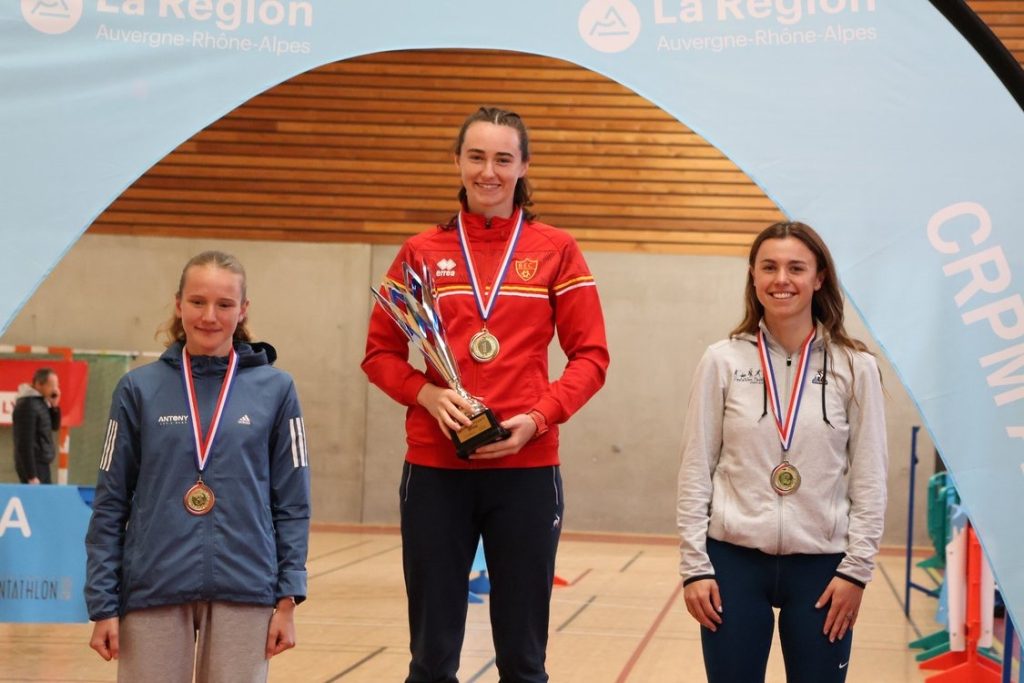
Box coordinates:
[85,250,311,682]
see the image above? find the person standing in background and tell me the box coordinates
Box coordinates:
[12,367,61,484]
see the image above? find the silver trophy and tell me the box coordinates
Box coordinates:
[371,261,510,458]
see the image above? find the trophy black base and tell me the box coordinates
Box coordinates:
[451,408,511,459]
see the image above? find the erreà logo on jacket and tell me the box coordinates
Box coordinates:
[435,258,457,278]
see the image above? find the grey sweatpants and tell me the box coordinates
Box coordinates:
[118,601,274,683]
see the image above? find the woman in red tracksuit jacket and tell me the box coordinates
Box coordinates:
[362,106,609,683]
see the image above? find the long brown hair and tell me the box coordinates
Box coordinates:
[731,221,867,353]
[160,251,252,347]
[445,106,535,227]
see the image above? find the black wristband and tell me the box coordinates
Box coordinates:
[834,572,866,589]
[683,574,717,587]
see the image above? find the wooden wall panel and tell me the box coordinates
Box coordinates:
[972,1,1024,64]
[88,4,1024,254]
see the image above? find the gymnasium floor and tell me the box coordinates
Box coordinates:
[0,526,962,682]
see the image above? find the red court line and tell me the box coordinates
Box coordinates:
[615,579,684,683]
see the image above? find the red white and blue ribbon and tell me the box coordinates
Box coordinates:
[757,328,816,452]
[181,347,238,473]
[456,208,525,322]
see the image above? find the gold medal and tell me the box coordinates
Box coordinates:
[771,462,801,496]
[469,329,500,362]
[457,210,523,365]
[184,480,215,515]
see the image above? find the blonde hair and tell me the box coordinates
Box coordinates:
[160,251,252,347]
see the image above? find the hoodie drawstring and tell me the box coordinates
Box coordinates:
[821,348,833,428]
[759,345,833,427]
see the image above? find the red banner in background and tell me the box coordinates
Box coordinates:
[0,359,89,427]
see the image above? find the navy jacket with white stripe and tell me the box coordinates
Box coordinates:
[85,341,310,621]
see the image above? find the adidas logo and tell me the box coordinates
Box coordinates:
[237,414,251,425]
[435,258,457,278]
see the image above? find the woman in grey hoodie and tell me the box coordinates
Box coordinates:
[677,221,887,683]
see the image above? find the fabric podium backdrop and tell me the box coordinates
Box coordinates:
[1,0,1022,627]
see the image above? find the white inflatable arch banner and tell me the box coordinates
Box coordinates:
[3,0,1023,625]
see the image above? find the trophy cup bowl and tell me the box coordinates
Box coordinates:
[372,262,510,459]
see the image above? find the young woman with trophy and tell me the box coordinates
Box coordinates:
[85,251,311,681]
[362,106,609,683]
[676,221,888,682]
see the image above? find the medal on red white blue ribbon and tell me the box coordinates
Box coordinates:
[180,347,238,515]
[184,480,215,516]
[457,209,525,363]
[758,328,816,496]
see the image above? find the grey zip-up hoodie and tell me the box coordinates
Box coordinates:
[677,322,887,586]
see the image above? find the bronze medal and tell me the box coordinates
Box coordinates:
[181,348,236,516]
[771,461,801,496]
[469,329,500,362]
[184,481,216,515]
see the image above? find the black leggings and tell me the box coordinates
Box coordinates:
[701,539,853,683]
[399,463,564,683]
